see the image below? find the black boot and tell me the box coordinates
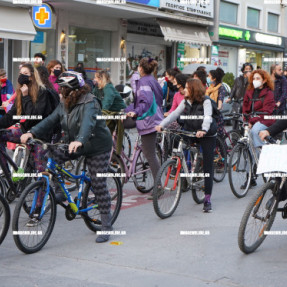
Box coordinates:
[96,213,113,243]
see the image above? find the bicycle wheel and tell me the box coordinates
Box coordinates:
[63,159,78,192]
[153,159,182,219]
[191,153,205,204]
[213,136,227,183]
[228,143,252,198]
[12,180,57,254]
[82,168,122,232]
[0,193,10,245]
[224,130,241,156]
[238,182,278,254]
[133,145,162,193]
[110,152,125,186]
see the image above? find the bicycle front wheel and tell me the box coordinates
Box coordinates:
[228,143,252,198]
[153,159,182,219]
[213,136,227,183]
[12,180,57,254]
[0,193,10,245]
[238,182,278,254]
[82,168,122,232]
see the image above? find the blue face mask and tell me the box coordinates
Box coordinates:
[207,77,211,85]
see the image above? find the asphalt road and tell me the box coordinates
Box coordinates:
[1,129,287,287]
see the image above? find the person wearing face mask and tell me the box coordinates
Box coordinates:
[0,63,57,176]
[47,60,64,92]
[20,71,113,243]
[270,64,287,115]
[0,69,14,116]
[163,67,181,112]
[206,67,225,138]
[226,63,253,117]
[242,69,276,188]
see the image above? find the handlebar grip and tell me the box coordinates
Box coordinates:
[265,136,277,144]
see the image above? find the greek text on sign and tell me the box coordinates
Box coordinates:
[32,3,52,29]
[160,0,214,18]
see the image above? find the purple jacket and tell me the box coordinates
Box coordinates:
[130,71,140,94]
[125,74,164,135]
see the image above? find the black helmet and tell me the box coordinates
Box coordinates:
[56,71,85,89]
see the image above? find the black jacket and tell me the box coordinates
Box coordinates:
[0,88,54,141]
[267,119,287,137]
[230,75,248,101]
[30,93,112,157]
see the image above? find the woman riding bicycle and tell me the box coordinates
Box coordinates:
[20,71,114,243]
[156,78,217,213]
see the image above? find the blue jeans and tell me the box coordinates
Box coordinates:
[251,122,268,148]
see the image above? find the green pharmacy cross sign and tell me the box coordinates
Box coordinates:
[219,27,250,42]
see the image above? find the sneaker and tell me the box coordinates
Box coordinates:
[26,218,40,227]
[203,201,212,213]
[55,192,67,204]
[240,177,257,189]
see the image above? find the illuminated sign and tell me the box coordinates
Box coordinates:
[127,0,160,7]
[219,27,250,41]
[32,3,52,29]
[255,33,282,46]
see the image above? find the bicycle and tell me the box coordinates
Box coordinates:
[12,139,122,254]
[0,193,10,245]
[238,136,286,254]
[153,129,207,219]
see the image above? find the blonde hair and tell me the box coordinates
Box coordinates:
[16,63,45,115]
[96,70,111,89]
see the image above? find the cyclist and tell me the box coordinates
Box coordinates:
[206,68,225,138]
[155,78,217,213]
[20,71,113,243]
[125,58,164,191]
[0,63,55,173]
[242,69,275,188]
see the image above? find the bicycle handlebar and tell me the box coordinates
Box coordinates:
[26,138,69,151]
[161,128,197,138]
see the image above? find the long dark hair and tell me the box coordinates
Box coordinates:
[37,66,55,91]
[209,67,225,86]
[61,84,91,110]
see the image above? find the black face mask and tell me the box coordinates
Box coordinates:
[18,74,30,86]
[54,69,61,77]
[275,73,281,79]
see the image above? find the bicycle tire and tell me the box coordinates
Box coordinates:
[82,168,122,232]
[228,143,252,198]
[110,152,125,187]
[133,145,162,193]
[153,159,182,219]
[12,180,57,254]
[63,159,78,192]
[0,193,10,245]
[123,131,132,164]
[238,182,278,254]
[213,136,227,183]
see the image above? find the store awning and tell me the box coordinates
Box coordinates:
[0,6,36,41]
[157,20,212,46]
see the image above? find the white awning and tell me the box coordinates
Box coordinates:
[157,20,212,46]
[0,6,36,41]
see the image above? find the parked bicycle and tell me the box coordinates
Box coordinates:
[0,193,10,245]
[12,139,122,254]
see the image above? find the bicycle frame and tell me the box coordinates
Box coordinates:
[31,156,97,220]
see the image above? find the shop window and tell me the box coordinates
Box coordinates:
[30,29,56,66]
[268,13,279,33]
[247,8,260,29]
[68,26,111,80]
[219,1,238,25]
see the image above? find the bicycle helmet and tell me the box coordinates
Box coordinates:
[56,71,85,89]
[115,84,132,99]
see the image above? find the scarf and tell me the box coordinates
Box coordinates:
[206,83,222,103]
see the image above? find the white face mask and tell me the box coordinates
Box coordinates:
[253,80,262,89]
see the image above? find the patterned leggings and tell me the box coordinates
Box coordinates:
[51,149,111,215]
[0,128,47,172]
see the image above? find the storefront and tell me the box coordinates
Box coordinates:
[214,25,284,77]
[0,4,36,85]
